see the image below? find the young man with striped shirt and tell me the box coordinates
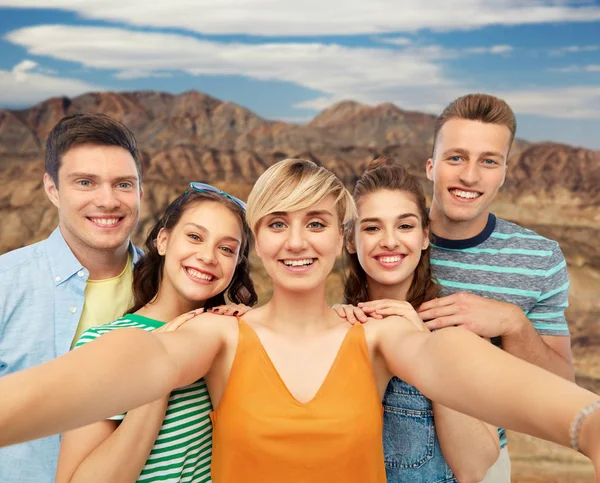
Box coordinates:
[419,93,574,480]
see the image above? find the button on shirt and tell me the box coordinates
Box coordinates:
[0,227,141,483]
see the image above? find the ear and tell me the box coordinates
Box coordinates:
[253,232,262,260]
[139,184,145,201]
[156,227,168,256]
[345,233,356,254]
[336,228,344,256]
[500,160,508,188]
[422,226,431,251]
[426,158,434,182]
[43,173,60,208]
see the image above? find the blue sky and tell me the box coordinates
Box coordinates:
[0,1,599,149]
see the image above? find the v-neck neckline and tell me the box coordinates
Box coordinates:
[240,319,357,406]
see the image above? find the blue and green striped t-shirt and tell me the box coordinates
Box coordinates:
[430,213,570,447]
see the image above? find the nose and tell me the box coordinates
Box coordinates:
[380,229,399,250]
[284,225,308,252]
[96,184,120,210]
[459,161,481,186]
[196,246,217,265]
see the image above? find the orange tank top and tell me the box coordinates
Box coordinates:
[210,320,386,483]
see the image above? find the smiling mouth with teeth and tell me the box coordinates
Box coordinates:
[281,258,315,267]
[377,255,404,263]
[88,217,123,226]
[449,189,482,200]
[185,267,215,282]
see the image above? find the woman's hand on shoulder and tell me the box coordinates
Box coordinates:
[334,300,428,332]
[332,304,371,324]
[157,308,205,333]
[206,303,252,317]
[358,300,429,332]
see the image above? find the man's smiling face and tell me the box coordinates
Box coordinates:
[427,118,510,234]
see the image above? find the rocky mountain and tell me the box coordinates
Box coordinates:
[1,90,599,481]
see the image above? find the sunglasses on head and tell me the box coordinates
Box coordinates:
[184,182,246,211]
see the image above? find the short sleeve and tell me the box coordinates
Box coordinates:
[526,243,570,337]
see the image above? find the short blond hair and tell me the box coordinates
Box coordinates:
[246,159,356,235]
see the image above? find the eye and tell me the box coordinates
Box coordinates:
[77,180,92,187]
[483,159,499,166]
[220,246,236,254]
[398,224,414,230]
[448,156,462,162]
[268,221,286,229]
[308,221,326,229]
[188,233,202,242]
[118,182,133,189]
[363,226,379,232]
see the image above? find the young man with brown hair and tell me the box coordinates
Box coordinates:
[0,113,144,482]
[416,93,573,481]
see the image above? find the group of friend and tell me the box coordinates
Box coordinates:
[0,93,599,483]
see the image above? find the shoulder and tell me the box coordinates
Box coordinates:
[182,312,238,337]
[494,218,565,270]
[494,218,560,250]
[0,240,47,276]
[74,317,138,348]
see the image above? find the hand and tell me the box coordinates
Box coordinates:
[332,304,372,325]
[418,293,522,338]
[154,308,205,334]
[358,300,428,332]
[206,303,252,317]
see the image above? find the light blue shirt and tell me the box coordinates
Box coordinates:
[0,227,141,483]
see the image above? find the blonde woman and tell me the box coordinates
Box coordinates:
[0,159,599,483]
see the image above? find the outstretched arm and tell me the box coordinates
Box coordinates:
[338,300,501,480]
[55,314,194,483]
[56,399,169,483]
[0,313,229,447]
[373,316,600,465]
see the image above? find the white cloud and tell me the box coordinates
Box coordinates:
[548,65,581,73]
[1,0,600,35]
[0,59,103,105]
[377,37,413,46]
[549,64,600,73]
[4,25,464,113]
[463,44,513,55]
[549,45,600,55]
[114,70,174,79]
[4,26,600,120]
[499,86,600,119]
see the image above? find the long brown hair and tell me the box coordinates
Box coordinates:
[129,190,257,313]
[343,156,439,308]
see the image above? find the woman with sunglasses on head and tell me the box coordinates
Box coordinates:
[55,183,257,483]
[1,159,600,483]
[335,156,504,483]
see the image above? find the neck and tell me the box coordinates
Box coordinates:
[259,284,336,334]
[367,275,412,303]
[137,283,204,323]
[60,225,130,280]
[429,202,489,240]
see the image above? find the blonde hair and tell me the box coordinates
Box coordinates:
[433,93,517,156]
[246,159,356,235]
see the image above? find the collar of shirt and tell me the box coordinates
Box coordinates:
[45,227,142,285]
